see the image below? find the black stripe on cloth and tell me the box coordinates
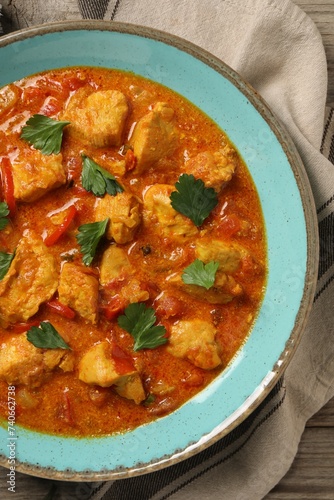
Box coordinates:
[96,379,285,500]
[314,108,334,301]
[318,211,334,279]
[321,108,334,155]
[110,0,122,20]
[328,135,334,166]
[78,0,110,19]
[317,194,334,215]
[314,274,334,302]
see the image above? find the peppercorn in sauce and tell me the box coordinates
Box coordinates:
[0,67,266,436]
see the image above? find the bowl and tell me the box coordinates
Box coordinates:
[0,20,318,480]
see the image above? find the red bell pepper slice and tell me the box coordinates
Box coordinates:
[111,343,135,375]
[124,148,137,171]
[101,295,126,321]
[0,157,16,214]
[46,299,76,319]
[9,320,41,334]
[44,205,77,246]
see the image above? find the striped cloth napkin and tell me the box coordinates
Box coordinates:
[0,1,333,499]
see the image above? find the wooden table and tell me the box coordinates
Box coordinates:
[297,0,334,105]
[266,1,334,497]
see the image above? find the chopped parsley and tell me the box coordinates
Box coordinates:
[182,259,219,290]
[170,173,218,226]
[0,202,10,230]
[76,218,109,266]
[81,155,124,197]
[21,114,70,155]
[117,302,167,351]
[27,321,71,349]
[0,250,15,280]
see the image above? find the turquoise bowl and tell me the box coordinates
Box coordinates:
[0,21,318,480]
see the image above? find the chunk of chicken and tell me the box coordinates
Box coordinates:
[177,238,243,303]
[169,271,242,304]
[58,263,99,324]
[0,84,21,116]
[11,148,66,202]
[0,231,58,328]
[0,334,71,388]
[62,88,129,147]
[78,341,146,404]
[167,320,221,370]
[143,184,198,239]
[119,278,149,304]
[184,148,237,192]
[99,245,133,286]
[195,239,242,273]
[99,246,149,304]
[130,102,178,173]
[95,191,141,244]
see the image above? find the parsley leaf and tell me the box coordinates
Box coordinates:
[182,259,219,290]
[76,218,109,266]
[21,114,70,155]
[117,303,167,351]
[0,202,10,230]
[170,173,218,226]
[0,250,15,280]
[27,321,70,349]
[81,155,124,197]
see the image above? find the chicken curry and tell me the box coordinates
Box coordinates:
[0,67,266,436]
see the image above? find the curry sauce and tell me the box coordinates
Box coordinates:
[0,67,266,436]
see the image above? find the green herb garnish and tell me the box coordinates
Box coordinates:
[0,250,15,280]
[27,321,70,349]
[81,155,124,197]
[76,218,109,266]
[117,302,167,351]
[0,202,10,230]
[21,114,70,155]
[143,394,156,406]
[182,259,219,290]
[170,173,218,226]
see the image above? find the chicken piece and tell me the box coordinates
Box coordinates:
[99,246,148,304]
[0,231,58,328]
[0,334,71,388]
[130,102,178,173]
[119,278,149,304]
[78,341,146,404]
[184,149,237,192]
[0,84,21,116]
[99,245,133,285]
[174,238,243,303]
[94,192,141,244]
[62,88,129,147]
[195,239,242,273]
[167,320,221,370]
[58,263,99,324]
[143,184,198,239]
[11,148,66,202]
[169,271,242,304]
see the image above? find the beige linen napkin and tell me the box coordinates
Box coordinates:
[0,1,333,499]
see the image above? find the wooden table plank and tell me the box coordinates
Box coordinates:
[265,396,334,498]
[296,0,334,104]
[307,395,334,427]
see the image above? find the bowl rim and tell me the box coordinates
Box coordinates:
[0,19,319,480]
